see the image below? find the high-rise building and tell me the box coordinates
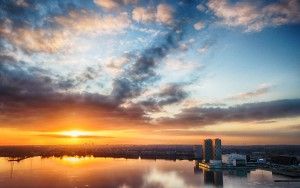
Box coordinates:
[212,138,222,160]
[202,138,222,163]
[203,139,213,162]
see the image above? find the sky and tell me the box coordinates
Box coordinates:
[0,0,300,145]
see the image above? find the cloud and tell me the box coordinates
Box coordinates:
[193,21,205,30]
[156,128,300,138]
[54,11,131,35]
[105,56,129,76]
[15,0,29,7]
[0,10,131,54]
[136,84,188,112]
[0,19,69,53]
[0,56,146,125]
[164,58,200,72]
[196,4,206,12]
[207,0,300,32]
[0,55,73,95]
[197,46,209,54]
[132,7,156,23]
[0,1,195,127]
[2,0,298,133]
[156,4,174,25]
[197,39,216,54]
[132,4,174,25]
[94,0,119,9]
[159,99,300,126]
[110,22,185,104]
[94,0,137,10]
[226,84,272,101]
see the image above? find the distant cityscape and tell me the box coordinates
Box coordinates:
[193,138,300,179]
[0,141,300,179]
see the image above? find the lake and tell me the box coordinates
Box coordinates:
[0,156,299,188]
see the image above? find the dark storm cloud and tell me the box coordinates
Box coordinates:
[159,99,300,126]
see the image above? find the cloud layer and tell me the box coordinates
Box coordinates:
[159,99,300,126]
[0,0,299,142]
[208,0,300,32]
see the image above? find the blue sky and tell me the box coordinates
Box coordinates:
[0,0,300,144]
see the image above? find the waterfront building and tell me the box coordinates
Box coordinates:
[212,138,222,160]
[209,160,222,168]
[247,152,266,163]
[226,154,247,167]
[202,138,223,164]
[203,139,213,162]
[257,158,266,164]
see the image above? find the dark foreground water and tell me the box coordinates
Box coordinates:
[0,156,299,188]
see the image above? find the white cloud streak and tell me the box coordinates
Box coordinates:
[208,0,300,32]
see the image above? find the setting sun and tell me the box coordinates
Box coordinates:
[62,130,86,138]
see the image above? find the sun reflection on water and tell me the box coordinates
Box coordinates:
[61,156,95,165]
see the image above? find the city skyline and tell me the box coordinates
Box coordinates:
[0,0,300,145]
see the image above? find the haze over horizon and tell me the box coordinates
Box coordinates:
[0,0,300,145]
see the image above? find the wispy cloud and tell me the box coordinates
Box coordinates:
[226,84,273,101]
[208,0,300,32]
[94,0,137,10]
[54,11,131,35]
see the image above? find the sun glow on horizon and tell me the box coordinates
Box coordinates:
[61,130,87,138]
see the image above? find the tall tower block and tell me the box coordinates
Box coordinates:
[213,138,222,160]
[203,139,213,162]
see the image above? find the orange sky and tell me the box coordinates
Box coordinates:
[1,115,299,145]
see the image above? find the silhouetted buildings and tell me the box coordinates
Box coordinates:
[203,139,213,162]
[202,138,222,163]
[213,138,222,160]
[226,154,247,167]
[193,145,202,159]
[271,155,298,166]
[200,138,223,169]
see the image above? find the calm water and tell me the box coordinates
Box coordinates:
[0,156,299,188]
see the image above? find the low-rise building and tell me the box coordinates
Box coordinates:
[226,154,247,167]
[270,155,298,166]
[193,145,202,159]
[209,159,222,168]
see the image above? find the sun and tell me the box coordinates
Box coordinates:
[63,130,85,138]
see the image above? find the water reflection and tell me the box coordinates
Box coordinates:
[144,168,190,188]
[0,156,299,188]
[10,161,14,179]
[194,162,223,187]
